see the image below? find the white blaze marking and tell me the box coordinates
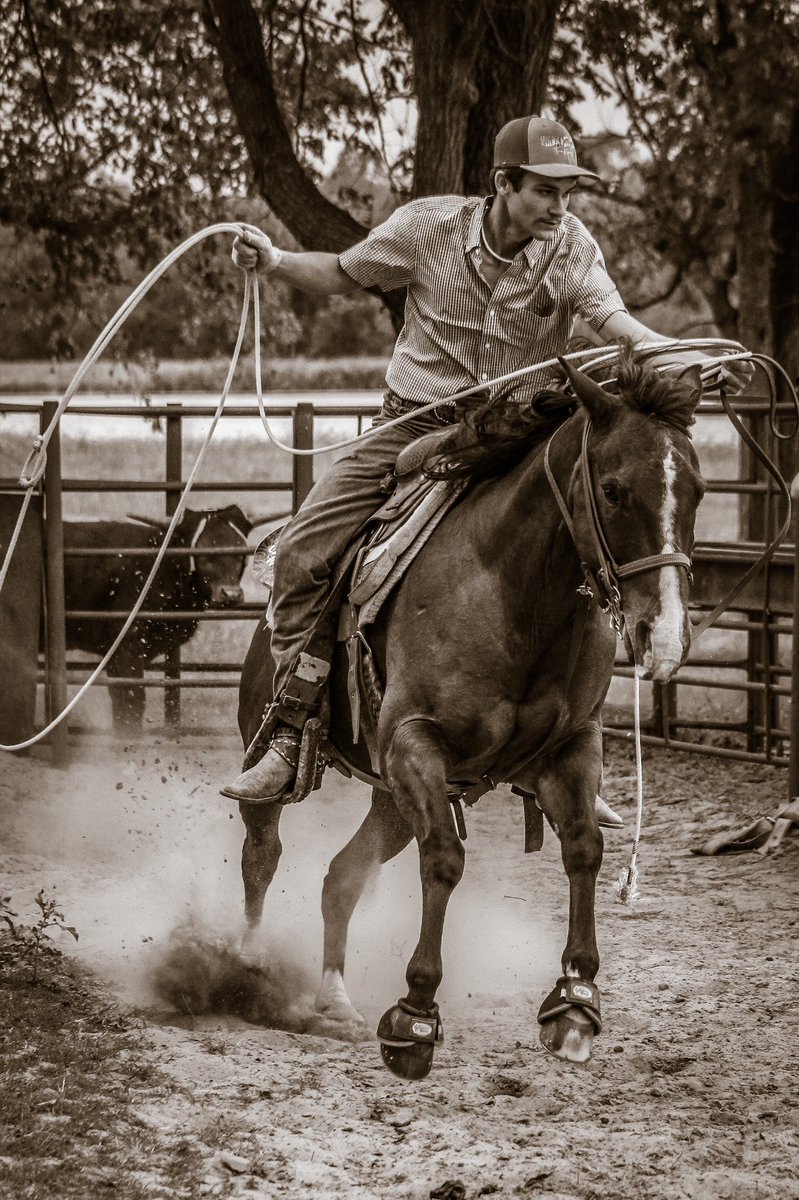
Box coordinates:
[648,441,685,677]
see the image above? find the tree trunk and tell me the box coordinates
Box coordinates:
[769,106,799,489]
[204,0,367,252]
[206,0,562,331]
[204,0,406,328]
[394,0,561,196]
[771,105,799,391]
[735,157,774,357]
[734,141,799,533]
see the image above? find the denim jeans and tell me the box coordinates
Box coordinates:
[269,394,450,695]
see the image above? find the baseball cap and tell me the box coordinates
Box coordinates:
[493,116,600,181]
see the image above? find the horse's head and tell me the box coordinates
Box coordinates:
[561,351,705,682]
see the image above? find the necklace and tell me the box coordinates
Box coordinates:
[479,220,516,265]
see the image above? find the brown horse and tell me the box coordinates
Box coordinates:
[233,349,705,1079]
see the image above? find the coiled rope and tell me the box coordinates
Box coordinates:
[0,223,794,792]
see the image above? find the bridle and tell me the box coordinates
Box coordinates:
[544,417,692,639]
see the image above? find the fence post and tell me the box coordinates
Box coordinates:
[164,401,183,727]
[789,475,799,799]
[42,400,69,765]
[292,403,314,511]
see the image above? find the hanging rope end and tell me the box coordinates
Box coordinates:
[615,862,639,905]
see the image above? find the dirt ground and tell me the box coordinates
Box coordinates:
[2,732,798,1200]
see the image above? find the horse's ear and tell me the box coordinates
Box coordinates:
[674,363,703,407]
[558,358,617,424]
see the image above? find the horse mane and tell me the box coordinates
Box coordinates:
[422,387,574,482]
[423,342,696,483]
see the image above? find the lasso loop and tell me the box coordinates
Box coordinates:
[0,223,796,753]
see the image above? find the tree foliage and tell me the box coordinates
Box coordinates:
[2,0,798,377]
[1,0,569,354]
[574,0,799,373]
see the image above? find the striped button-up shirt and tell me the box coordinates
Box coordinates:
[339,195,626,404]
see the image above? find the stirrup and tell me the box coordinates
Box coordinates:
[270,728,302,769]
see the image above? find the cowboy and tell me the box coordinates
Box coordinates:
[221,115,750,805]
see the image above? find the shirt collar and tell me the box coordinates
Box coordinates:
[466,197,490,256]
[467,196,565,266]
[523,219,566,266]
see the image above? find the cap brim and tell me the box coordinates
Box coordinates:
[517,163,600,181]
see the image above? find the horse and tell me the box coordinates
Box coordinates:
[232,348,705,1079]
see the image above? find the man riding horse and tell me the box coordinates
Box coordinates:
[221,114,749,806]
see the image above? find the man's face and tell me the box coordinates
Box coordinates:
[502,172,577,241]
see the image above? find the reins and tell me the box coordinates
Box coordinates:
[0,221,793,756]
[543,395,792,646]
[543,379,795,904]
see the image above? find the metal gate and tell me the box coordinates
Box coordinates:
[1,389,796,786]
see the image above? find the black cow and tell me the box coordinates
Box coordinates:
[61,505,254,729]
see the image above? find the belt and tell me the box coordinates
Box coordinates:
[384,391,457,425]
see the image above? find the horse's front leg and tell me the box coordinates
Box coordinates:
[378,718,464,1081]
[535,725,604,1064]
[317,786,413,1024]
[238,801,283,941]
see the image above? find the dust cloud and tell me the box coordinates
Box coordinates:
[2,738,560,1029]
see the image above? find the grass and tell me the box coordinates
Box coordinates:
[0,929,207,1199]
[0,356,391,395]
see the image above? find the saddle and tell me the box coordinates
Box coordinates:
[250,424,546,850]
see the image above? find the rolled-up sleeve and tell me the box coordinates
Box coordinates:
[571,243,627,332]
[338,202,419,291]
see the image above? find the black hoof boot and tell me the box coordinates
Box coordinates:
[537,977,602,1064]
[377,999,443,1081]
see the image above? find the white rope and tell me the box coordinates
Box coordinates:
[0,223,251,613]
[616,672,645,904]
[0,238,254,751]
[0,220,776,753]
[249,323,754,457]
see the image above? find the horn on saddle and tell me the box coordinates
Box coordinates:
[558,357,617,424]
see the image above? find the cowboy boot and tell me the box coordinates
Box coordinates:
[220,652,329,803]
[595,795,624,829]
[220,723,301,802]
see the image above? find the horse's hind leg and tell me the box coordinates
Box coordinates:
[239,800,283,938]
[317,786,412,1022]
[378,718,464,1079]
[535,727,604,1064]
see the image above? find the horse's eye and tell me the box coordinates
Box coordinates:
[602,483,621,506]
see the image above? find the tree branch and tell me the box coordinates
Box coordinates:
[20,0,68,152]
[347,0,400,191]
[203,0,366,251]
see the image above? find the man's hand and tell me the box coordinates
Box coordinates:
[705,356,755,396]
[232,225,283,274]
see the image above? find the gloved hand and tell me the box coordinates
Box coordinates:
[647,346,755,396]
[231,225,283,274]
[705,356,755,396]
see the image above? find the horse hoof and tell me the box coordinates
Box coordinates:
[377,1000,442,1080]
[316,1000,367,1026]
[538,1008,595,1063]
[380,1040,435,1080]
